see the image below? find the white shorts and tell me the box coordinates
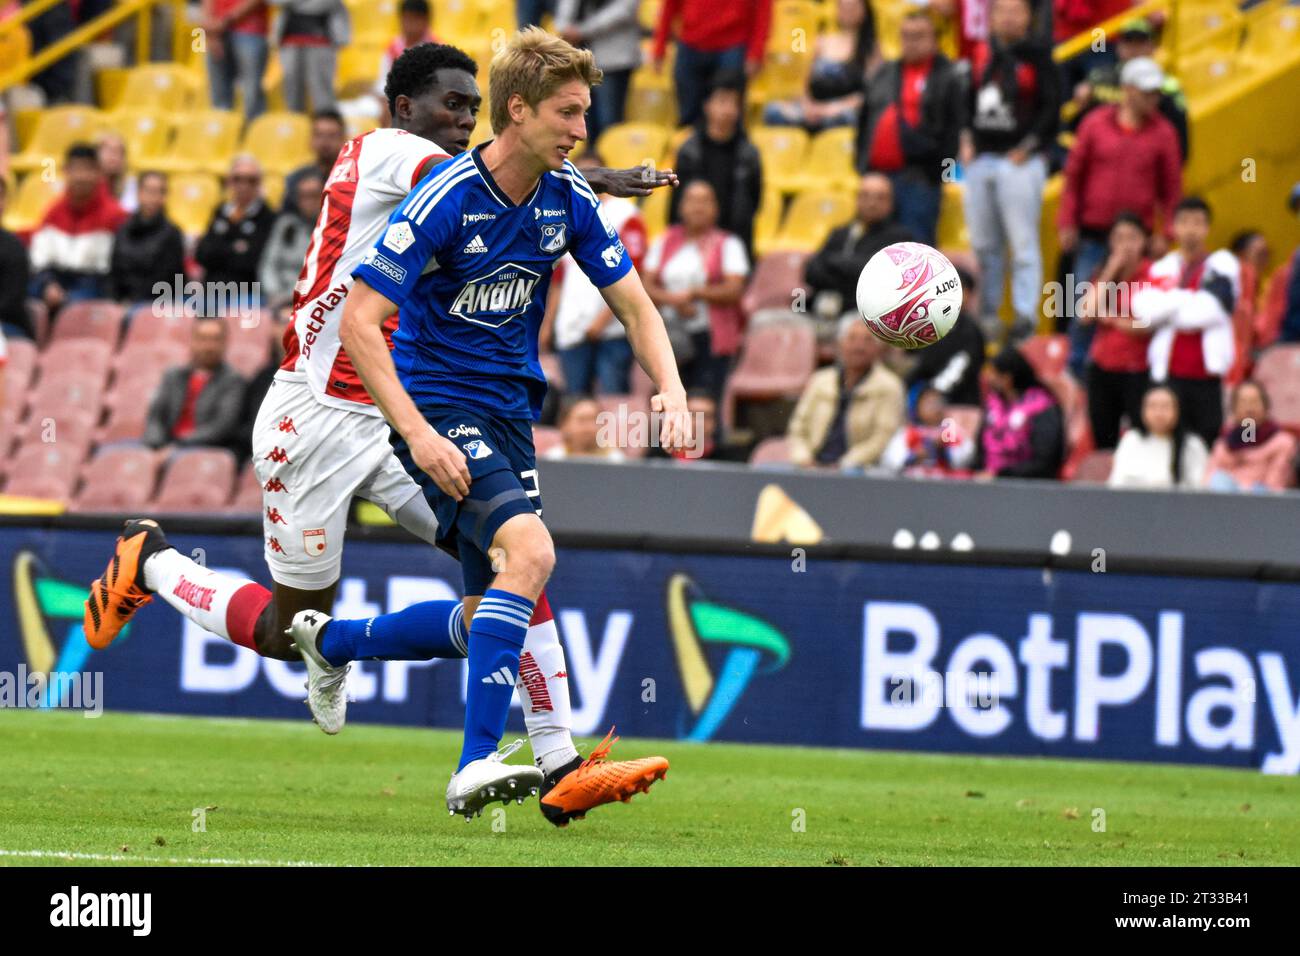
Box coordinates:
[251,371,429,590]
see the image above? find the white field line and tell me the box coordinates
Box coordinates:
[0,848,343,867]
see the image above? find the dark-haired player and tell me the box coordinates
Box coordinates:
[84,42,675,823]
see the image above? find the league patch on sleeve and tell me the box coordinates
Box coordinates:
[383,221,416,254]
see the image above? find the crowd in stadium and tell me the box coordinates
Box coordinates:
[1,0,1300,513]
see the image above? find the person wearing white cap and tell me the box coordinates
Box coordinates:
[1058,54,1183,376]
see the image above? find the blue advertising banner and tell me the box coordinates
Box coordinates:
[2,526,1297,773]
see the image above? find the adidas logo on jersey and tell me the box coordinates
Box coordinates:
[463,234,488,254]
[481,666,515,685]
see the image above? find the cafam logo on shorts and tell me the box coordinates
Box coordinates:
[450,262,542,328]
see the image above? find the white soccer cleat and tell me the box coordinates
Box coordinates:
[445,739,545,821]
[286,610,350,735]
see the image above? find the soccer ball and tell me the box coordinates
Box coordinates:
[855,242,962,349]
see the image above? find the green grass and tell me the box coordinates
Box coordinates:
[2,710,1297,866]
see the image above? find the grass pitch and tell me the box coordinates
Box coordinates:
[1,710,1297,866]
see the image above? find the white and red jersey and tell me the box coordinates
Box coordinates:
[280,127,449,415]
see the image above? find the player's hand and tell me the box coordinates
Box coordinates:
[593,164,679,198]
[411,427,471,501]
[652,389,692,454]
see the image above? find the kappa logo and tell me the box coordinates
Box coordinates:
[266,507,287,526]
[264,447,291,464]
[463,234,488,254]
[462,440,492,460]
[264,477,288,493]
[481,666,516,685]
[268,537,286,554]
[383,221,416,254]
[304,528,327,555]
[446,424,481,438]
[539,223,567,254]
[369,253,407,284]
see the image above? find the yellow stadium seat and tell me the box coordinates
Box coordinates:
[752,188,787,258]
[337,44,385,98]
[750,126,810,195]
[1242,5,1300,64]
[437,0,486,45]
[936,181,969,250]
[95,66,131,111]
[665,125,693,165]
[630,63,671,93]
[1,173,63,233]
[596,123,669,172]
[749,48,812,105]
[1176,1,1242,45]
[166,172,221,236]
[346,0,398,44]
[794,126,857,193]
[241,112,313,174]
[638,0,662,33]
[0,20,31,69]
[767,0,820,52]
[624,83,678,128]
[153,110,244,176]
[1178,52,1247,104]
[771,188,853,252]
[116,64,197,113]
[103,112,174,170]
[640,182,671,240]
[262,172,285,210]
[9,107,107,174]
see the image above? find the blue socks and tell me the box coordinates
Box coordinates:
[317,600,467,667]
[458,588,534,771]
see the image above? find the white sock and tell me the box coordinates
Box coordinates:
[516,613,579,776]
[144,548,257,643]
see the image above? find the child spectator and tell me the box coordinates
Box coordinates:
[1108,383,1207,488]
[880,385,976,475]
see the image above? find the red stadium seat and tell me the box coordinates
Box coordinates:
[1253,344,1300,433]
[123,304,195,348]
[3,438,91,501]
[1019,334,1070,383]
[1071,449,1115,484]
[224,312,274,378]
[740,251,811,317]
[113,340,190,383]
[25,298,51,346]
[70,446,162,512]
[3,337,38,423]
[39,338,114,385]
[532,425,563,459]
[48,299,127,345]
[16,406,98,451]
[26,374,108,428]
[723,320,817,428]
[226,462,263,513]
[153,447,238,511]
[749,436,792,465]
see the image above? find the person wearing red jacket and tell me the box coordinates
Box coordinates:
[1059,55,1181,376]
[652,0,773,127]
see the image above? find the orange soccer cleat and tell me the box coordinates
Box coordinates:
[83,519,168,650]
[539,727,669,827]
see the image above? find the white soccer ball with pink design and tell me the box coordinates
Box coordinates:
[855,242,962,349]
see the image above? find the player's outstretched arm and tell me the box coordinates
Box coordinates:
[585,165,679,198]
[340,278,470,499]
[599,270,693,453]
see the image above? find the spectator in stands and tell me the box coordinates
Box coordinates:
[933,0,1055,61]
[1131,196,1238,447]
[517,0,556,29]
[787,315,905,471]
[652,0,773,128]
[670,69,763,259]
[29,143,127,310]
[960,0,1059,343]
[0,177,31,339]
[1108,383,1207,489]
[196,155,277,295]
[283,109,346,210]
[1067,17,1189,163]
[974,345,1064,479]
[1079,212,1153,450]
[644,179,749,404]
[1059,56,1181,375]
[804,173,914,322]
[905,267,986,407]
[544,395,627,462]
[203,0,271,121]
[367,0,439,121]
[540,150,645,395]
[1231,230,1270,279]
[143,318,248,453]
[855,9,964,245]
[650,390,748,463]
[97,131,138,214]
[260,170,323,308]
[880,385,976,476]
[273,0,350,113]
[1204,380,1297,493]
[554,0,641,145]
[109,171,186,307]
[765,0,875,132]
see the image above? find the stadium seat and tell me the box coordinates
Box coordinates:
[241,112,313,174]
[336,44,386,98]
[24,298,51,347]
[532,426,563,460]
[346,0,399,43]
[48,299,127,345]
[1019,334,1070,382]
[165,172,221,236]
[2,173,63,233]
[16,405,98,451]
[624,83,678,128]
[1252,344,1300,432]
[770,189,853,253]
[70,445,162,512]
[1242,4,1300,64]
[262,172,286,210]
[749,126,810,196]
[115,64,196,113]
[2,439,89,501]
[224,313,274,378]
[741,250,811,316]
[766,0,821,52]
[103,111,174,170]
[3,338,38,407]
[152,111,244,177]
[752,188,786,258]
[749,47,811,104]
[1178,51,1247,103]
[596,124,670,173]
[1071,449,1115,484]
[226,462,264,514]
[154,448,239,512]
[794,127,857,194]
[723,320,817,427]
[8,106,106,173]
[749,436,793,466]
[124,305,196,348]
[640,181,671,239]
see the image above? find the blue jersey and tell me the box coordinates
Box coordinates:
[351,147,634,420]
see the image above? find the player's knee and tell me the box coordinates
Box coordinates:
[492,520,555,590]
